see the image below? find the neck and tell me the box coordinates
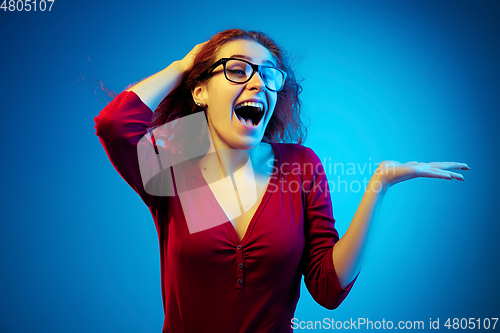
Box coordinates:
[201,130,264,180]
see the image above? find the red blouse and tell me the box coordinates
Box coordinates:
[94,91,356,333]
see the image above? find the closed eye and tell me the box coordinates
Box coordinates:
[228,69,246,76]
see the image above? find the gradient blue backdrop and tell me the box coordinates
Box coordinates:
[1,0,499,332]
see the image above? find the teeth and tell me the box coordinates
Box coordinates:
[234,101,263,127]
[235,101,264,111]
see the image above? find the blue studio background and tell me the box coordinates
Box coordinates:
[1,0,499,332]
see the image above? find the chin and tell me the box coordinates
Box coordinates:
[231,139,260,151]
[228,134,263,151]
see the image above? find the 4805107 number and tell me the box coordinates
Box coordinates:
[1,0,54,11]
[444,318,498,330]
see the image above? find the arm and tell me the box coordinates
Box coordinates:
[94,43,206,206]
[94,91,155,206]
[301,148,356,310]
[332,161,470,288]
[126,42,206,111]
[332,173,386,288]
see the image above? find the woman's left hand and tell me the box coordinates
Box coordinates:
[375,161,470,190]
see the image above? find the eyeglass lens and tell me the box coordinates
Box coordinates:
[225,59,284,91]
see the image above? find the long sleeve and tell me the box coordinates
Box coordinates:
[94,90,156,207]
[301,147,357,310]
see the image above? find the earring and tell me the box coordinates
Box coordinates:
[195,101,204,107]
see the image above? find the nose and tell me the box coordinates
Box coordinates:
[247,70,266,92]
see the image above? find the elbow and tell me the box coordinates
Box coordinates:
[94,114,113,138]
[305,279,349,310]
[94,109,125,139]
[313,292,345,310]
[93,93,128,137]
[322,298,342,310]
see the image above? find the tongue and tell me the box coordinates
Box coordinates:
[237,115,254,126]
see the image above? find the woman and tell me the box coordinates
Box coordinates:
[94,29,469,332]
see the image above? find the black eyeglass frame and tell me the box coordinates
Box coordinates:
[202,57,288,92]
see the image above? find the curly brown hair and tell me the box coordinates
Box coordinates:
[149,29,306,145]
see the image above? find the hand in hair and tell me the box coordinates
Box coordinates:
[178,41,208,74]
[126,41,207,111]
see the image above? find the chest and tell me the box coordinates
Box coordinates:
[168,179,306,286]
[199,146,276,243]
[165,160,308,290]
[228,170,271,242]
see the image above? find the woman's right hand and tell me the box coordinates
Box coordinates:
[178,41,208,74]
[126,41,208,111]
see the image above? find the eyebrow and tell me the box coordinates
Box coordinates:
[229,54,276,67]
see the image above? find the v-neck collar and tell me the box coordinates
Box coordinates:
[191,142,281,246]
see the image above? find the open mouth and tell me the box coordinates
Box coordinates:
[234,101,265,127]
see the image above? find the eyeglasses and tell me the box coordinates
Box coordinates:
[203,58,287,92]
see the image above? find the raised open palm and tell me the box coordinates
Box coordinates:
[376,161,470,189]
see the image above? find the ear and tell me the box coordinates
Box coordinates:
[192,83,207,106]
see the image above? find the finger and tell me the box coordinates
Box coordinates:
[428,162,470,171]
[406,161,419,165]
[427,168,465,181]
[418,169,454,180]
[447,171,465,181]
[196,41,209,49]
[428,162,470,170]
[189,41,209,55]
